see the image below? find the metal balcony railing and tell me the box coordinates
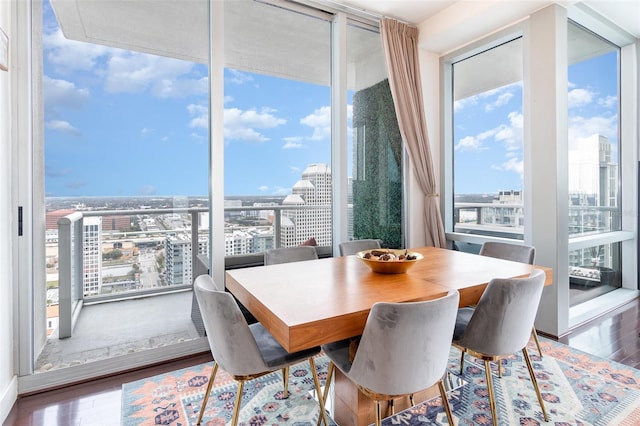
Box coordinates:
[56,204,330,337]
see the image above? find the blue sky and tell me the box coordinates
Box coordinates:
[43,1,618,199]
[43,1,333,198]
[453,49,618,195]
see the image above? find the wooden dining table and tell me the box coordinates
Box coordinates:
[225,246,553,426]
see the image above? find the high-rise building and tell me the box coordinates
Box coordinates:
[83,217,102,296]
[164,233,209,286]
[569,134,619,266]
[281,163,332,246]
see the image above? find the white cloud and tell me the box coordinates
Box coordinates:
[222,107,286,143]
[259,185,269,192]
[282,137,304,149]
[568,88,594,109]
[455,136,483,151]
[484,91,514,112]
[290,166,301,174]
[494,111,523,151]
[141,127,154,136]
[46,120,81,136]
[226,69,255,85]
[568,114,618,150]
[43,28,110,74]
[43,76,90,117]
[458,111,522,153]
[598,95,617,109]
[104,51,202,98]
[492,156,523,177]
[301,106,331,140]
[44,27,207,99]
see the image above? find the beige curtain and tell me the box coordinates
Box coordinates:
[380,18,446,248]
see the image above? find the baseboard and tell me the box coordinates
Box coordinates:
[0,375,18,424]
[18,337,209,395]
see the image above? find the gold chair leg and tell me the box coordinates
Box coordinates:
[282,366,289,398]
[309,357,330,426]
[389,399,394,416]
[438,380,455,426]
[374,400,382,426]
[532,326,543,357]
[322,362,335,406]
[522,348,549,421]
[197,362,219,425]
[231,380,245,426]
[484,360,498,426]
[498,360,502,378]
[409,394,415,406]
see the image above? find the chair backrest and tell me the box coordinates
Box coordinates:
[348,290,460,396]
[338,239,381,256]
[264,245,318,265]
[193,274,268,376]
[456,269,546,356]
[479,241,535,265]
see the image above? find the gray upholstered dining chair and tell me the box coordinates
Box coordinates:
[453,269,549,426]
[264,245,318,265]
[338,239,381,256]
[478,241,543,357]
[193,274,329,426]
[322,290,460,426]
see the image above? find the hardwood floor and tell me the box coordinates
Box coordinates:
[4,297,640,425]
[3,352,213,426]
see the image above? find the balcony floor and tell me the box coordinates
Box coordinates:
[36,290,201,372]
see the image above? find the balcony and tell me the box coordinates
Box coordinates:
[39,204,331,372]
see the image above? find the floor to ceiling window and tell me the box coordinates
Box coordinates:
[220,1,404,256]
[348,21,404,248]
[27,0,403,389]
[222,0,332,253]
[29,0,210,384]
[567,20,622,307]
[448,36,524,251]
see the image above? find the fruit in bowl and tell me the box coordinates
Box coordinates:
[356,249,423,274]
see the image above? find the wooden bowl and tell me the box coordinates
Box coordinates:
[356,249,423,274]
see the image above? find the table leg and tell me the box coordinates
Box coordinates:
[332,368,440,426]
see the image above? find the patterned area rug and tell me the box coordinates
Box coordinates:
[122,338,640,425]
[122,355,335,426]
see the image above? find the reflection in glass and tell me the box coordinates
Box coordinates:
[569,242,621,306]
[348,22,404,248]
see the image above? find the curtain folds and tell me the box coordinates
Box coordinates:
[380,18,446,248]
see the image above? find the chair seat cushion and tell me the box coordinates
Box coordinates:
[453,307,475,341]
[321,338,353,374]
[250,323,320,368]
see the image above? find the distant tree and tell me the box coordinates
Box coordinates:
[103,249,123,260]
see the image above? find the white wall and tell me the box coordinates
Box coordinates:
[0,0,17,421]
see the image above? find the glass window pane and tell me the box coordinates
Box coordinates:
[452,38,524,239]
[223,0,332,252]
[348,22,404,248]
[569,242,621,306]
[567,21,621,307]
[567,21,620,237]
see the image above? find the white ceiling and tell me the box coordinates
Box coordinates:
[340,0,640,39]
[336,0,640,54]
[50,0,639,61]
